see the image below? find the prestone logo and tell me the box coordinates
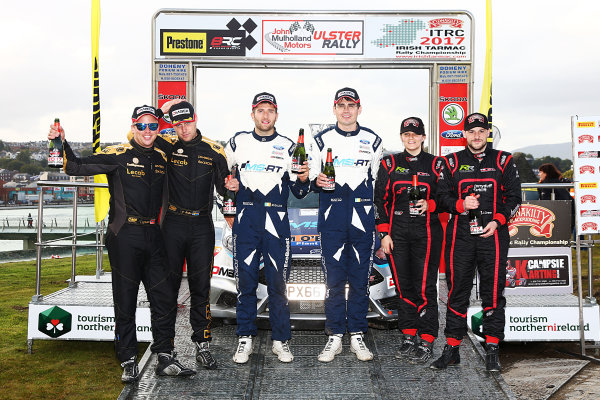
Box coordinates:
[38,306,72,338]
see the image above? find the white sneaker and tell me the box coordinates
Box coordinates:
[272,340,294,363]
[350,332,373,361]
[233,336,253,364]
[318,334,343,362]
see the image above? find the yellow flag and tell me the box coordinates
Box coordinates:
[480,0,493,138]
[92,0,110,223]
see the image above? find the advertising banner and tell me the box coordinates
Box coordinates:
[468,305,600,341]
[508,201,572,248]
[572,115,600,234]
[27,304,152,341]
[154,12,472,62]
[438,81,468,156]
[505,247,572,295]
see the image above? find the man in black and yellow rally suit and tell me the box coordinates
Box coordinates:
[49,105,195,383]
[154,100,230,370]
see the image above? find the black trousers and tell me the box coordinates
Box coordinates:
[162,213,215,343]
[106,224,175,362]
[444,217,508,341]
[389,220,442,338]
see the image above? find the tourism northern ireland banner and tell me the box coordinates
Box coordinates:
[572,115,600,234]
[153,11,472,61]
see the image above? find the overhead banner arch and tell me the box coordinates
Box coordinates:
[152,9,474,155]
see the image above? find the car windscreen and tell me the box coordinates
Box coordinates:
[288,191,319,209]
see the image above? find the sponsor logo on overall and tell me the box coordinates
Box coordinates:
[508,204,556,238]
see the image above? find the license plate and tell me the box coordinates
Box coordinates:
[286,284,325,300]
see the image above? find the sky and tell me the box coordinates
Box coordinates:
[1,1,599,153]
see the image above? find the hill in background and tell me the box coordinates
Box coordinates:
[511,142,572,160]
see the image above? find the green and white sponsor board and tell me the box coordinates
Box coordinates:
[27,304,152,341]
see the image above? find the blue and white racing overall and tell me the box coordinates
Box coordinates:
[225,130,309,341]
[310,123,383,335]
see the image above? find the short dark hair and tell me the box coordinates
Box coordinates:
[539,163,562,180]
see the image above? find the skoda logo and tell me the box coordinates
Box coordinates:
[442,103,465,126]
[177,148,184,154]
[132,157,139,164]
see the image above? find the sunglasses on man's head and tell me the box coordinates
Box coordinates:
[134,122,159,131]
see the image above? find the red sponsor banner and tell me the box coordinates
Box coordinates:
[156,81,187,133]
[438,83,468,155]
[508,204,556,238]
[157,81,187,109]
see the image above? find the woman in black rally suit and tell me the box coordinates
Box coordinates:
[374,117,445,363]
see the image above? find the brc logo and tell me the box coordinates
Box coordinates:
[581,194,597,204]
[581,222,598,232]
[211,36,242,47]
[579,165,595,174]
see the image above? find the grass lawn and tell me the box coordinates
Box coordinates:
[0,254,147,400]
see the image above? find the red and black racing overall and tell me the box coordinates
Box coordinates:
[374,150,445,343]
[437,146,521,344]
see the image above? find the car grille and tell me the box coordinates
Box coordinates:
[289,300,325,314]
[288,258,324,284]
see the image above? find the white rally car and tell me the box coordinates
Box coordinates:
[210,192,399,322]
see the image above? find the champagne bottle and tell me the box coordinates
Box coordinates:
[468,193,483,235]
[322,148,335,191]
[291,128,306,174]
[408,174,421,216]
[48,118,64,168]
[222,166,237,216]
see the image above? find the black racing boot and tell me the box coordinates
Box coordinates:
[485,343,501,372]
[409,339,434,364]
[195,341,218,370]
[120,355,139,383]
[155,351,196,376]
[430,344,460,369]
[395,334,417,359]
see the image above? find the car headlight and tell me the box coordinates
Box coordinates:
[223,234,234,253]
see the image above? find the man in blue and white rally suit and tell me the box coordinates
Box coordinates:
[310,88,383,362]
[224,92,310,364]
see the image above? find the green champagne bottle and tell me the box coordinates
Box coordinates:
[322,148,335,192]
[408,174,421,216]
[48,118,63,168]
[291,128,306,174]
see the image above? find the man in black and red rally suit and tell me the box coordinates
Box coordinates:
[432,112,521,372]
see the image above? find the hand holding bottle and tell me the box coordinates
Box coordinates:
[464,193,480,210]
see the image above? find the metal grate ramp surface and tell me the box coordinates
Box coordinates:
[120,278,513,400]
